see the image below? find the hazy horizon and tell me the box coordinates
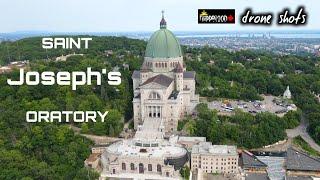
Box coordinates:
[0,0,319,33]
[2,29,320,34]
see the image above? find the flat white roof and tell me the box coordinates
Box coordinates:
[101,172,179,180]
[192,142,237,156]
[178,136,206,142]
[106,138,187,158]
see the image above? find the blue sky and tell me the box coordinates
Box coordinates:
[0,0,319,33]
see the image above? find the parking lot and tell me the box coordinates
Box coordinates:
[208,95,294,117]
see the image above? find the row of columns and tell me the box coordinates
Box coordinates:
[147,106,162,118]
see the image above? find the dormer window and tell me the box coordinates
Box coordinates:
[149,92,161,100]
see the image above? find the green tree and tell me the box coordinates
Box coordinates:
[180,166,190,180]
[81,123,89,134]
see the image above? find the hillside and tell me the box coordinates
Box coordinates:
[0,36,320,179]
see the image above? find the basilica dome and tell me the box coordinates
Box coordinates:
[145,13,182,58]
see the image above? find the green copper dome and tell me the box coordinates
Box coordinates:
[145,15,182,58]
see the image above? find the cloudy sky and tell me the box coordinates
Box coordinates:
[0,0,319,33]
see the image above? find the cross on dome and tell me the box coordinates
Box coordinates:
[160,10,167,29]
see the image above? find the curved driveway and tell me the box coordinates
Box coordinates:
[286,115,320,152]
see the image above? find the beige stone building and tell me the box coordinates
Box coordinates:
[191,142,238,174]
[99,13,239,180]
[84,153,100,169]
[101,137,188,179]
[131,12,199,135]
[100,13,191,180]
[176,136,207,150]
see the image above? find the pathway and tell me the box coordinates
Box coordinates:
[286,114,320,152]
[69,125,121,145]
[256,114,320,153]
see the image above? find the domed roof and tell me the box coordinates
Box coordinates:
[145,13,182,58]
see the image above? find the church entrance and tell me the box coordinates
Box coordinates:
[147,106,162,118]
[139,163,144,174]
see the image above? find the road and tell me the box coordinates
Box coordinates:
[69,125,121,145]
[255,114,320,153]
[286,114,320,152]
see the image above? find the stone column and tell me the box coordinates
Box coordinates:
[156,106,158,118]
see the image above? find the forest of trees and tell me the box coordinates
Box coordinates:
[180,103,301,149]
[0,72,100,179]
[183,46,320,145]
[0,36,145,179]
[0,36,319,178]
[0,36,146,65]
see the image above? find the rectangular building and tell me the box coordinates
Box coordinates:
[191,142,238,174]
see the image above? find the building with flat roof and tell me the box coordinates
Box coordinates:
[101,137,188,179]
[91,145,108,154]
[191,142,238,174]
[176,136,206,150]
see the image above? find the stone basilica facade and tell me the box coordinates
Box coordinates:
[132,13,199,134]
[100,14,199,179]
[93,13,241,180]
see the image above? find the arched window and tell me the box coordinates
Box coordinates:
[148,164,152,171]
[122,163,126,170]
[130,163,135,170]
[149,92,161,100]
[157,164,162,173]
